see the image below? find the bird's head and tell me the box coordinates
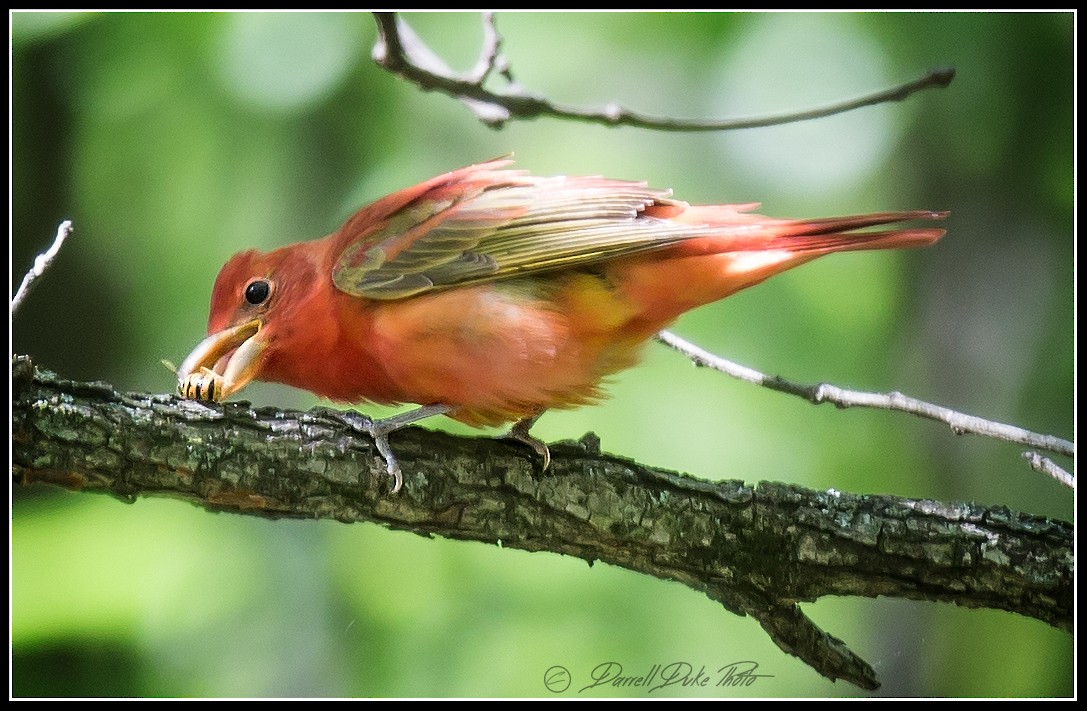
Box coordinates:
[176,244,321,402]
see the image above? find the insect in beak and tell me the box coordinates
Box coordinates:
[175,319,264,403]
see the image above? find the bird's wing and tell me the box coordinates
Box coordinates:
[331,159,707,300]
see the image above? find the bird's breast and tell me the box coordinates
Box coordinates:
[368,275,645,426]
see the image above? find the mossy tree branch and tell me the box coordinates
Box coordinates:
[11,356,1072,691]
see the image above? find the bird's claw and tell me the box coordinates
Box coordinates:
[506,414,551,471]
[339,406,547,493]
[339,405,452,495]
[368,423,404,494]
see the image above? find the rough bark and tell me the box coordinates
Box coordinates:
[11,356,1073,690]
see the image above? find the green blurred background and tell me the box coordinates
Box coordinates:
[11,11,1073,698]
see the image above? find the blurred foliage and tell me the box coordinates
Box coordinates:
[11,11,1073,698]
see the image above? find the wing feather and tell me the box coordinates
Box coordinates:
[332,165,705,300]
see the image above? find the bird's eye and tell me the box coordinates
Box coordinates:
[244,279,271,306]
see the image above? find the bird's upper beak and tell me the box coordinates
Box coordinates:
[177,318,265,401]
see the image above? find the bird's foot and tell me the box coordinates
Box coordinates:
[339,404,451,494]
[506,413,551,471]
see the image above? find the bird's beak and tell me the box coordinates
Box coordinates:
[177,318,264,402]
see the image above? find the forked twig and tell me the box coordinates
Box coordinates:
[371,12,955,131]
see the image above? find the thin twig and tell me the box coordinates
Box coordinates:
[655,330,1075,460]
[11,220,73,315]
[371,12,955,131]
[1022,452,1075,488]
[468,11,502,84]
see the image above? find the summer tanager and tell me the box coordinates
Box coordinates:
[177,157,946,491]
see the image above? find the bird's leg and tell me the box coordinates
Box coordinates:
[339,404,452,494]
[506,412,551,471]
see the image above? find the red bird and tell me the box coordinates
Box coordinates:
[177,158,946,491]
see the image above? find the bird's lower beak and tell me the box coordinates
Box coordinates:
[177,319,264,402]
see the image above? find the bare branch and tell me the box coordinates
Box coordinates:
[371,12,955,131]
[11,358,1073,690]
[655,330,1075,461]
[468,11,502,84]
[11,220,73,315]
[1022,452,1075,488]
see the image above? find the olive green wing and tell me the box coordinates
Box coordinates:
[331,166,706,301]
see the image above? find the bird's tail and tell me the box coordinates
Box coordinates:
[659,204,948,256]
[614,206,947,324]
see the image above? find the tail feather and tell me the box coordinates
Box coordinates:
[762,210,946,254]
[773,210,948,237]
[669,208,947,257]
[765,225,947,255]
